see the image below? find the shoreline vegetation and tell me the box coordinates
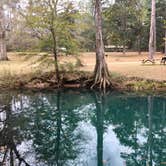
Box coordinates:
[0,52,165,93]
[0,67,166,93]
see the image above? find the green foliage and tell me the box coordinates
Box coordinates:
[59,37,79,55]
[103,0,166,52]
[23,0,80,55]
[59,57,83,72]
[4,0,166,54]
[59,62,75,72]
[0,69,16,88]
[103,0,148,50]
[75,57,83,68]
[65,62,75,72]
[146,0,166,52]
[39,37,53,52]
[79,13,96,51]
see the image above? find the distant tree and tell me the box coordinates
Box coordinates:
[141,0,166,54]
[132,0,147,55]
[165,27,166,56]
[93,0,111,91]
[103,0,147,54]
[7,9,40,52]
[163,20,166,56]
[80,13,96,52]
[0,3,8,60]
[155,0,166,52]
[103,0,129,54]
[148,0,156,60]
[0,0,19,60]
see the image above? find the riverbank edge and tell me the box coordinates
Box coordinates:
[0,71,166,93]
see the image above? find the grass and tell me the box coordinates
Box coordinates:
[0,52,85,89]
[0,52,165,91]
[0,53,51,89]
[78,52,166,81]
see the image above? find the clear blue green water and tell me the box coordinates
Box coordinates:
[0,90,165,166]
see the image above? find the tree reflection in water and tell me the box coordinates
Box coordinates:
[106,95,166,166]
[0,91,165,166]
[29,90,84,166]
[93,92,104,166]
[0,94,30,166]
[92,92,124,166]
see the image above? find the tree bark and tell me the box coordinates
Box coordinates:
[123,44,126,55]
[0,5,8,61]
[51,29,60,84]
[122,10,127,55]
[164,29,166,56]
[138,35,142,55]
[50,1,60,85]
[148,0,156,60]
[93,0,110,91]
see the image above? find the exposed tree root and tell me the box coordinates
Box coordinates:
[91,63,112,92]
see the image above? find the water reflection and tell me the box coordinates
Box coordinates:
[0,94,30,166]
[0,91,165,166]
[31,91,81,165]
[93,93,104,166]
[92,92,124,166]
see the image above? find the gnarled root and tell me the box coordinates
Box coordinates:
[91,63,112,91]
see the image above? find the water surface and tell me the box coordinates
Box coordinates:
[0,90,165,166]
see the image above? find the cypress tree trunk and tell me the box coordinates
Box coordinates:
[93,0,110,91]
[148,0,156,60]
[0,5,8,61]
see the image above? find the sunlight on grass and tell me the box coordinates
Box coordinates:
[0,53,54,88]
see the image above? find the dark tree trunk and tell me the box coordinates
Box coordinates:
[56,91,61,166]
[123,44,126,55]
[164,29,166,56]
[96,97,104,166]
[53,49,60,84]
[122,7,127,55]
[93,92,104,166]
[0,5,8,61]
[147,96,153,166]
[93,0,111,91]
[51,29,60,84]
[138,35,142,55]
[148,0,156,60]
